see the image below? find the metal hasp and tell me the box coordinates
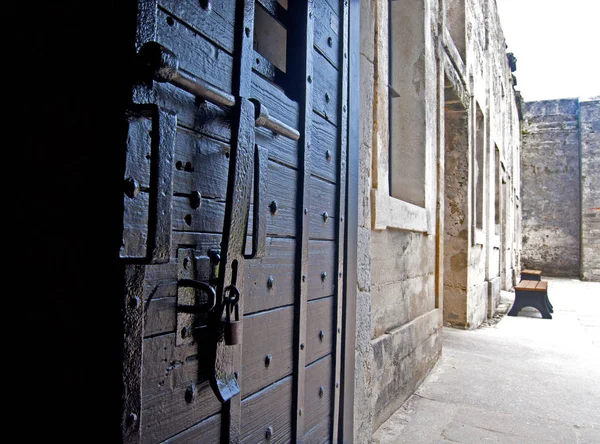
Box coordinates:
[138,42,299,141]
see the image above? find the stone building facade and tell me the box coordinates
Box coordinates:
[521,98,600,281]
[355,0,522,438]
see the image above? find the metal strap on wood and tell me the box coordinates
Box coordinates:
[138,42,300,141]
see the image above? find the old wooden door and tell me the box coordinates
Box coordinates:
[120,0,351,442]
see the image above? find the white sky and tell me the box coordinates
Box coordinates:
[496,0,600,102]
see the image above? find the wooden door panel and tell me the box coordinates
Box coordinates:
[303,355,334,442]
[162,412,222,444]
[313,50,339,126]
[312,113,339,183]
[306,297,335,365]
[309,176,337,240]
[245,238,296,314]
[314,0,341,69]
[307,240,337,301]
[240,377,294,443]
[157,9,234,94]
[251,73,300,133]
[159,0,237,54]
[241,306,295,397]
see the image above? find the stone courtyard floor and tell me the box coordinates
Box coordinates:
[373,277,600,443]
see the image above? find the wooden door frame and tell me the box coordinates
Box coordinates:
[339,0,359,441]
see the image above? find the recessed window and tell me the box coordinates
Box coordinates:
[474,104,484,230]
[254,1,288,78]
[389,0,426,208]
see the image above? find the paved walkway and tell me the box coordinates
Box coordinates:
[373,277,600,443]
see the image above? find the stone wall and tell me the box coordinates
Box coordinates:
[521,98,599,280]
[355,0,522,438]
[580,99,600,281]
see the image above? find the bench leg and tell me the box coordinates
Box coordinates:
[508,290,552,319]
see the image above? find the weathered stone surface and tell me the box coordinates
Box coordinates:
[580,99,600,281]
[521,99,581,277]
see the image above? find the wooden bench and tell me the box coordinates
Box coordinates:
[508,280,552,319]
[521,269,542,281]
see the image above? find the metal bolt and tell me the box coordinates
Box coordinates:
[185,384,195,403]
[199,0,211,11]
[338,327,341,333]
[336,382,339,388]
[300,343,305,350]
[307,75,312,83]
[321,272,327,281]
[325,150,332,161]
[319,330,324,341]
[304,208,308,215]
[129,296,140,309]
[325,92,330,103]
[190,191,202,209]
[265,354,272,367]
[245,27,250,37]
[234,371,239,379]
[124,177,140,198]
[319,386,324,398]
[181,326,189,339]
[340,216,344,222]
[267,275,274,289]
[269,200,278,215]
[322,211,329,223]
[299,409,303,416]
[302,275,306,282]
[127,413,138,425]
[339,272,343,278]
[327,36,333,47]
[265,427,273,440]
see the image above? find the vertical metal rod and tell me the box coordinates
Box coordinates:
[288,0,314,441]
[332,0,350,441]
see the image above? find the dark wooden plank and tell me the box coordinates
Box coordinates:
[312,49,339,126]
[245,238,296,314]
[314,0,340,69]
[242,306,295,398]
[172,128,230,198]
[311,112,339,183]
[158,0,236,54]
[156,84,233,142]
[255,125,298,169]
[157,8,233,94]
[309,176,337,240]
[141,334,221,444]
[240,376,294,443]
[172,195,225,233]
[303,355,333,441]
[306,297,334,365]
[163,412,221,444]
[307,240,337,301]
[251,72,300,131]
[263,161,298,237]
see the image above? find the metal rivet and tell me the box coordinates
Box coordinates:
[325,92,330,103]
[124,177,140,198]
[299,409,303,416]
[199,0,211,11]
[322,212,329,223]
[267,275,274,289]
[190,191,202,209]
[319,386,324,397]
[340,216,344,222]
[327,36,333,47]
[309,11,312,18]
[326,150,332,160]
[302,275,306,282]
[338,327,341,333]
[343,105,347,112]
[184,214,192,226]
[321,272,327,281]
[181,326,189,339]
[269,200,278,215]
[307,75,312,83]
[339,272,343,278]
[185,384,195,403]
[245,27,250,37]
[127,413,138,425]
[234,371,239,379]
[300,343,305,350]
[265,354,272,367]
[304,208,308,215]
[336,382,339,388]
[265,427,273,440]
[319,330,324,341]
[129,296,140,309]
[183,257,190,269]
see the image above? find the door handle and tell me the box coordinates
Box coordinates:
[120,105,176,264]
[137,42,299,141]
[245,144,268,259]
